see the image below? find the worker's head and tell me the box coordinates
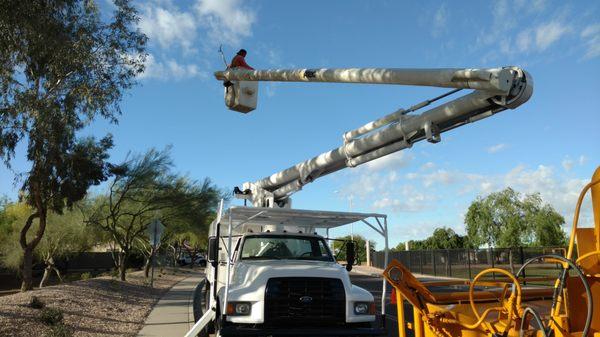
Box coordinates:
[237,49,247,57]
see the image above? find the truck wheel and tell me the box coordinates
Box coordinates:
[194,278,214,337]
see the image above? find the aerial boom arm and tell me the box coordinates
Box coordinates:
[216,66,533,207]
[215,67,515,93]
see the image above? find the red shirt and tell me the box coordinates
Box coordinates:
[230,55,254,70]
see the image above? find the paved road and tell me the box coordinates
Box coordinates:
[349,273,405,337]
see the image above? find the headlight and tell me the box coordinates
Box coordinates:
[354,302,375,315]
[227,302,252,316]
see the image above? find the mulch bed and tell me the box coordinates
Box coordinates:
[0,268,193,337]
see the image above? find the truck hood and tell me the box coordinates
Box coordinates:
[230,260,349,288]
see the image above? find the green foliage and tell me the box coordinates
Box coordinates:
[0,202,31,269]
[333,235,374,262]
[39,307,63,326]
[86,148,224,280]
[80,272,92,281]
[394,227,470,251]
[47,323,72,337]
[29,296,45,309]
[0,0,146,290]
[465,188,566,248]
[0,201,94,271]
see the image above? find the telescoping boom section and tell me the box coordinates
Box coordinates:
[215,67,533,207]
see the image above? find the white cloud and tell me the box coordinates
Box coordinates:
[195,0,256,46]
[475,2,574,61]
[421,169,458,187]
[561,155,588,172]
[516,30,532,52]
[372,185,433,213]
[581,23,600,59]
[562,158,574,172]
[139,5,197,52]
[455,165,590,226]
[140,54,207,80]
[504,21,570,54]
[431,4,448,37]
[136,0,258,80]
[421,162,436,170]
[364,152,413,172]
[501,165,588,218]
[535,21,570,51]
[487,143,507,154]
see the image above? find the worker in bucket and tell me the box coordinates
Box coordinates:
[229,49,254,70]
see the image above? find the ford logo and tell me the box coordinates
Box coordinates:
[299,296,313,304]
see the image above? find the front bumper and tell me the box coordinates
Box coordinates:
[220,324,386,337]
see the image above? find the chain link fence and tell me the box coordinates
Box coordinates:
[372,247,568,279]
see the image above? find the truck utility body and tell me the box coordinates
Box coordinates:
[198,205,389,336]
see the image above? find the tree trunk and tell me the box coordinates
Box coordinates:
[53,267,63,283]
[40,266,51,288]
[21,248,34,291]
[509,248,515,274]
[170,246,178,267]
[144,256,151,278]
[41,257,63,288]
[118,252,127,281]
[19,211,43,292]
[119,262,127,281]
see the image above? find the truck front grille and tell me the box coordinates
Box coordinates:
[264,277,346,327]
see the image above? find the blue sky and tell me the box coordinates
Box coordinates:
[1,0,599,249]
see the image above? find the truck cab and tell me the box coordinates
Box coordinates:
[198,206,389,337]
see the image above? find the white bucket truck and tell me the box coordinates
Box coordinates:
[184,64,533,337]
[195,205,389,336]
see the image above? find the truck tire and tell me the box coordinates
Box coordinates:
[193,278,214,337]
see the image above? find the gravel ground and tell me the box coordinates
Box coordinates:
[0,268,194,337]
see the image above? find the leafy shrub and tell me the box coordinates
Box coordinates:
[47,323,72,337]
[80,272,91,280]
[29,296,45,309]
[39,307,63,326]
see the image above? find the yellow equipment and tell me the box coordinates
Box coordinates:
[384,166,600,337]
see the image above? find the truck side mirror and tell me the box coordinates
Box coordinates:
[345,241,356,272]
[208,237,218,268]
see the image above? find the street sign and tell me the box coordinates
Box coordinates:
[148,219,165,247]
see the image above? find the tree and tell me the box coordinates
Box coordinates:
[333,235,374,263]
[87,149,222,281]
[393,227,470,251]
[522,194,567,246]
[0,201,94,288]
[0,0,146,291]
[36,207,94,287]
[426,227,468,249]
[465,188,566,248]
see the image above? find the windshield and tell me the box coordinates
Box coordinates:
[240,235,333,261]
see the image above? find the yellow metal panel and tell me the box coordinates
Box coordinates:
[566,276,600,334]
[592,167,600,250]
[397,292,406,337]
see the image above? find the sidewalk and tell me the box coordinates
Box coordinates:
[137,271,204,337]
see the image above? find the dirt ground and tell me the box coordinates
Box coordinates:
[0,268,195,337]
